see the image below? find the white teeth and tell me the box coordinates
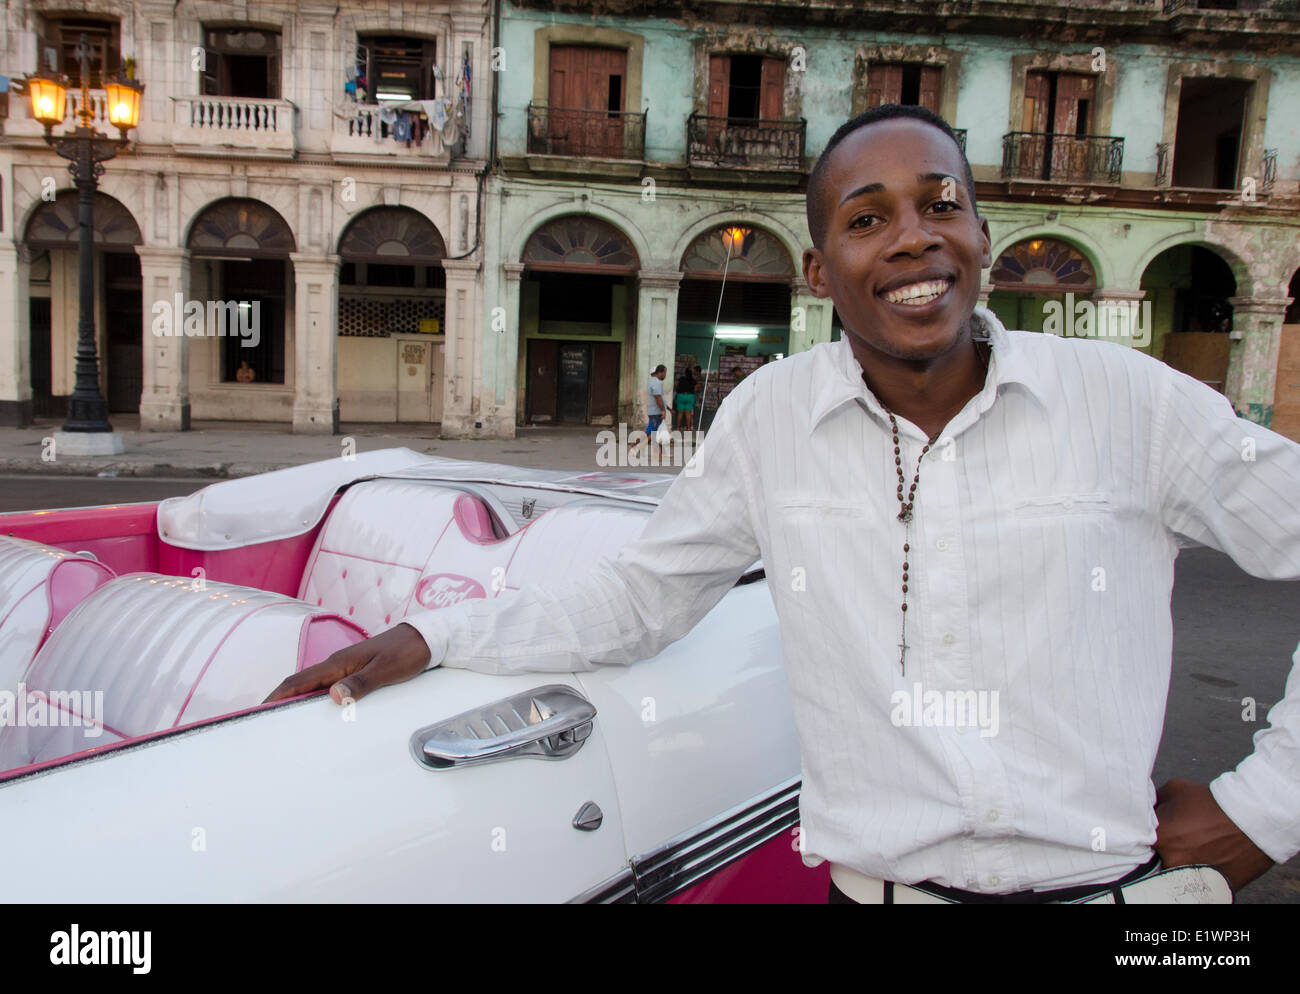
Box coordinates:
[882,279,952,305]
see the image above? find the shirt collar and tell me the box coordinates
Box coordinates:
[808,305,1049,433]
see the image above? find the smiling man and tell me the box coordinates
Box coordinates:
[269,105,1300,904]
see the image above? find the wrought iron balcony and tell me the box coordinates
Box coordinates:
[1262,147,1278,193]
[527,104,647,160]
[687,113,806,171]
[1002,132,1123,184]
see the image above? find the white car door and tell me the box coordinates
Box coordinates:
[572,574,805,901]
[0,668,628,902]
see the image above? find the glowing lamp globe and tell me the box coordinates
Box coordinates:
[27,73,68,127]
[105,77,143,130]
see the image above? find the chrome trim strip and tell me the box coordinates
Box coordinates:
[632,778,802,904]
[568,867,637,904]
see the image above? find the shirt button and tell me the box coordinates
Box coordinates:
[1062,498,1074,510]
[942,633,956,646]
[987,810,1000,822]
[989,875,1002,887]
[936,538,950,551]
[954,724,967,735]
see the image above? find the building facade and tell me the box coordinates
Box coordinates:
[489,0,1300,439]
[1,0,490,434]
[1,0,1298,441]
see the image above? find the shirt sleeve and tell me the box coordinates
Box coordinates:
[1153,367,1300,863]
[401,387,764,675]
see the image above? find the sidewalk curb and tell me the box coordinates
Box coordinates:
[0,458,296,479]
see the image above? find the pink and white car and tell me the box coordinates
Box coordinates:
[0,450,826,902]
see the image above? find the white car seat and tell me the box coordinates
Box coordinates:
[0,574,366,772]
[297,483,654,631]
[0,537,116,693]
[296,480,526,635]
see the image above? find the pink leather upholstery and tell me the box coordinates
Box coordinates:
[0,574,367,771]
[0,537,115,692]
[297,482,655,632]
[296,480,524,634]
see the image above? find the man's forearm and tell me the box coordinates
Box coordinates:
[1207,640,1300,866]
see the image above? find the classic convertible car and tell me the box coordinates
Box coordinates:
[0,450,826,902]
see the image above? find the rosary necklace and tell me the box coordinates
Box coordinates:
[883,335,990,674]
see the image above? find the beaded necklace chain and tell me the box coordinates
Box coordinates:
[883,335,990,675]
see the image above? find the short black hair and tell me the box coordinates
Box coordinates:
[654,363,666,374]
[806,104,977,249]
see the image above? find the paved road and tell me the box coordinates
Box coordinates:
[2,474,1297,903]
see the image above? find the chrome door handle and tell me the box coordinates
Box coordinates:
[409,684,597,771]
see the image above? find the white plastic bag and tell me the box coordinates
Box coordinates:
[654,421,673,446]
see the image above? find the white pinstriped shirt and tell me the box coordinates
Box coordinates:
[405,306,1300,892]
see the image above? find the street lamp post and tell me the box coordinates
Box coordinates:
[27,34,143,453]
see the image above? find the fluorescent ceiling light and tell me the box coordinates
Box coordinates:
[376,92,410,101]
[715,326,759,340]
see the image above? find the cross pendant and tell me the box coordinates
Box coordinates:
[898,640,908,674]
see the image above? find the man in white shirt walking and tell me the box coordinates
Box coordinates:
[270,105,1299,903]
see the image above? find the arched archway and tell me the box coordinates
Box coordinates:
[676,224,795,426]
[519,215,640,426]
[186,198,296,387]
[335,206,449,422]
[23,191,144,416]
[1140,244,1237,392]
[987,235,1096,334]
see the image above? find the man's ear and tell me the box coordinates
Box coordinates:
[978,217,992,270]
[802,247,831,298]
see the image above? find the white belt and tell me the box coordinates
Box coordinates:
[829,862,1233,904]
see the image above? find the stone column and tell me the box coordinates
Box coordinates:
[289,253,341,434]
[978,281,995,309]
[790,276,833,354]
[440,256,492,438]
[1089,288,1149,352]
[1225,295,1290,427]
[136,246,192,430]
[0,241,33,426]
[634,270,682,428]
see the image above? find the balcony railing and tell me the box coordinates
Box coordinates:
[1262,147,1278,193]
[527,104,647,160]
[170,96,296,156]
[687,113,806,171]
[1002,132,1123,184]
[1155,142,1171,186]
[332,104,451,160]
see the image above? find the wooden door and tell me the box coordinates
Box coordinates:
[918,66,942,112]
[759,57,784,120]
[1020,71,1051,179]
[867,63,903,108]
[549,46,626,157]
[1051,73,1095,180]
[527,338,558,423]
[707,54,730,144]
[589,342,619,424]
